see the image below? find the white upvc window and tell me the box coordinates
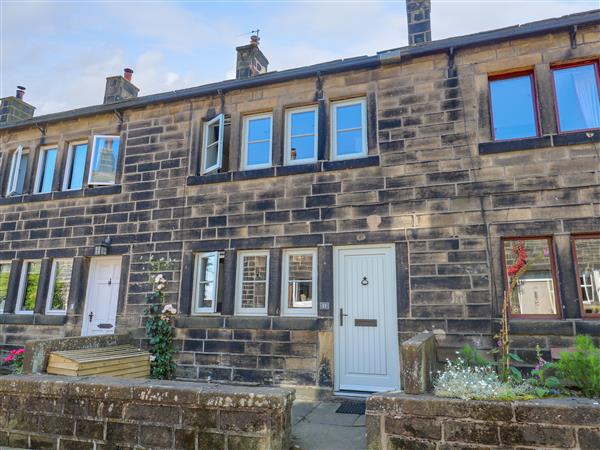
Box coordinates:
[45,259,73,315]
[242,113,272,170]
[6,145,29,196]
[331,98,367,160]
[0,261,11,313]
[285,106,318,165]
[282,248,318,317]
[34,145,58,194]
[201,114,224,174]
[15,260,41,314]
[62,140,88,191]
[192,252,221,314]
[88,135,120,185]
[235,250,269,315]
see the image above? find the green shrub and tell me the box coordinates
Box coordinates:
[555,335,600,398]
[458,344,490,368]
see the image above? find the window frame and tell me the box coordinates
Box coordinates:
[281,248,318,317]
[192,251,221,315]
[34,144,58,194]
[284,105,319,166]
[62,139,89,191]
[45,258,73,315]
[241,113,273,170]
[6,145,24,196]
[15,259,41,315]
[500,236,561,319]
[571,233,600,318]
[551,60,600,134]
[331,97,368,161]
[201,114,225,175]
[88,135,120,186]
[0,260,11,314]
[235,250,270,316]
[488,70,541,142]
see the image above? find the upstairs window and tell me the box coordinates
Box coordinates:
[236,250,269,315]
[192,252,224,314]
[489,72,538,140]
[34,146,58,194]
[502,238,560,318]
[331,98,367,160]
[63,141,88,191]
[282,249,317,316]
[285,106,318,165]
[46,259,73,315]
[242,113,272,170]
[573,235,600,317]
[16,260,41,314]
[552,62,600,133]
[0,262,10,313]
[89,135,120,185]
[6,146,29,196]
[201,114,224,174]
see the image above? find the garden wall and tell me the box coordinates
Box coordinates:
[366,392,600,450]
[0,374,294,450]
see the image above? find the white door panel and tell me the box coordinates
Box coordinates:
[82,257,121,336]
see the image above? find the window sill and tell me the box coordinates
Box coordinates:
[0,313,67,325]
[0,185,121,205]
[186,156,379,186]
[479,131,600,155]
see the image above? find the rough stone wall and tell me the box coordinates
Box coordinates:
[366,392,600,450]
[0,374,293,450]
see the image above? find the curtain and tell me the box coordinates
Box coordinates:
[573,70,600,129]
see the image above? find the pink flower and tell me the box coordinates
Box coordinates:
[543,249,549,257]
[3,355,13,363]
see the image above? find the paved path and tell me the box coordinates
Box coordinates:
[291,401,366,450]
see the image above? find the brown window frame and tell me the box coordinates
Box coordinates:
[571,233,600,319]
[501,236,562,319]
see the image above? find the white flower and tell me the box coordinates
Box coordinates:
[156,283,166,291]
[162,304,177,315]
[150,355,156,361]
[155,274,166,284]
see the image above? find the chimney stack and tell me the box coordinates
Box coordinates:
[0,86,35,124]
[236,33,269,79]
[103,67,139,104]
[406,0,432,45]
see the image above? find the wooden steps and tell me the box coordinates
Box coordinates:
[47,345,150,379]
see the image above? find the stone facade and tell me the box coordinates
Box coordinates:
[0,374,293,449]
[0,14,599,392]
[366,392,600,449]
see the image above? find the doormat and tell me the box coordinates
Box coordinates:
[335,401,366,415]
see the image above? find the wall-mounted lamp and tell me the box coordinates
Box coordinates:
[94,236,112,256]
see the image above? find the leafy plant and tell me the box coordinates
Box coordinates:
[3,348,25,374]
[554,335,600,398]
[457,344,490,368]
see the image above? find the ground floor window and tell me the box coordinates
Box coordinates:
[236,250,269,315]
[16,260,41,314]
[282,248,317,316]
[46,259,73,314]
[0,262,10,312]
[573,235,600,317]
[192,252,224,314]
[502,237,560,318]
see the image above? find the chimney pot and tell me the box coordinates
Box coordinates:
[124,68,133,82]
[250,34,259,45]
[16,86,26,100]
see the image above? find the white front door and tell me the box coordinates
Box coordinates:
[81,257,122,336]
[334,245,400,392]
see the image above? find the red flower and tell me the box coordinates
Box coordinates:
[507,242,527,277]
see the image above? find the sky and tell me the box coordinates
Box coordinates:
[1,0,598,116]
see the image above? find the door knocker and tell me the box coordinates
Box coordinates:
[361,276,369,286]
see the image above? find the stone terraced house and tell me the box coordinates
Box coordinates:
[1,1,600,397]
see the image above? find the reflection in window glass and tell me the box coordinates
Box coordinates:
[574,237,600,316]
[36,147,57,193]
[0,263,11,313]
[193,252,220,313]
[285,252,316,314]
[333,99,366,159]
[240,253,268,310]
[89,136,120,185]
[202,115,224,173]
[7,147,29,196]
[18,261,41,313]
[553,63,600,132]
[287,108,317,164]
[503,239,557,316]
[245,115,272,168]
[489,74,538,140]
[65,143,88,190]
[47,259,72,313]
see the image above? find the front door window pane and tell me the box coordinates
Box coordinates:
[48,259,73,313]
[489,74,538,140]
[0,263,11,312]
[574,237,600,316]
[89,136,120,184]
[503,239,557,316]
[553,63,600,132]
[241,255,268,309]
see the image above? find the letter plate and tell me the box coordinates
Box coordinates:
[97,323,114,329]
[354,319,377,327]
